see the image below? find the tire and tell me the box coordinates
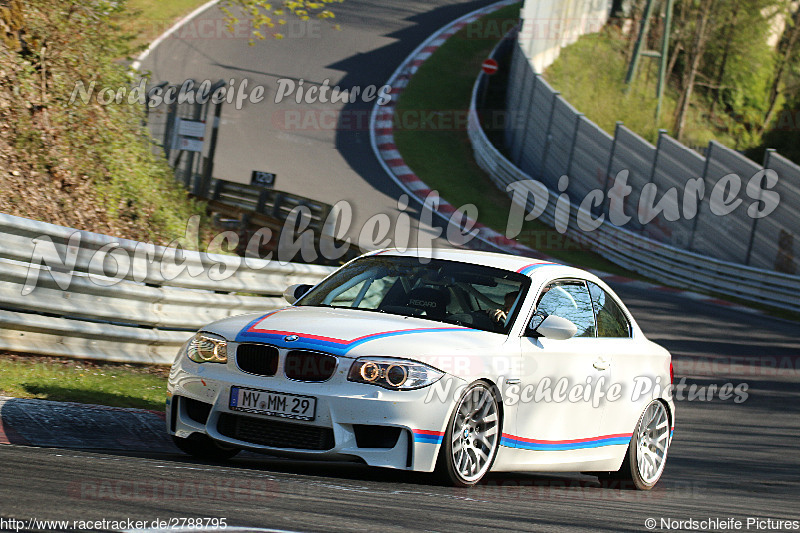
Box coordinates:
[437,381,501,487]
[599,400,671,490]
[172,433,241,461]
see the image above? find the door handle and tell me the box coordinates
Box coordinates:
[593,357,609,370]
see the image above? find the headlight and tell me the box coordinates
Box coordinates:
[348,358,444,390]
[186,332,228,364]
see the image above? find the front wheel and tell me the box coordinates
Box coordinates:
[172,433,241,461]
[601,400,671,490]
[437,381,501,487]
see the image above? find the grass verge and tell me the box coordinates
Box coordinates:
[124,0,212,51]
[0,353,168,412]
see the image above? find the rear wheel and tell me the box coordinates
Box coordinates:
[172,434,241,461]
[437,382,501,487]
[599,400,671,490]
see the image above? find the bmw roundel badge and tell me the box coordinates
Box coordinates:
[284,335,300,342]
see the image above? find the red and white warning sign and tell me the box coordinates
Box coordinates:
[481,58,499,75]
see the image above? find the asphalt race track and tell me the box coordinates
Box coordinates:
[1,1,799,531]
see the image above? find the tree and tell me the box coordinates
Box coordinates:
[762,5,800,133]
[700,0,780,147]
[220,0,342,42]
[672,0,719,141]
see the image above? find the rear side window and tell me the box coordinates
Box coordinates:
[588,282,631,338]
[536,280,596,338]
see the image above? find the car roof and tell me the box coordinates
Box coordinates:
[365,248,599,283]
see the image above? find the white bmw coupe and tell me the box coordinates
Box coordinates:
[167,249,675,489]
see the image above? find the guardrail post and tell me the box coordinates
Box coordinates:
[688,140,713,252]
[184,81,203,190]
[272,192,286,219]
[256,188,270,214]
[211,179,223,201]
[650,129,667,183]
[745,148,775,266]
[565,112,583,179]
[166,96,179,167]
[199,82,225,199]
[600,121,624,217]
[514,69,539,168]
[540,91,560,183]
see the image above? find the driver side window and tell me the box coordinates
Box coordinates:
[536,280,596,338]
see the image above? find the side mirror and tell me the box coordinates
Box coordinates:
[531,314,577,340]
[283,284,312,304]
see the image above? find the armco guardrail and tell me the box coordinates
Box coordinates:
[0,213,335,364]
[204,181,359,265]
[210,180,334,234]
[468,70,800,313]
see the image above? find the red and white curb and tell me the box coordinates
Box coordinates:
[367,0,764,316]
[369,0,538,258]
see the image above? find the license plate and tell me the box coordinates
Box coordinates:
[229,386,316,421]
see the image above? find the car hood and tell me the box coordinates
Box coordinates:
[202,306,509,372]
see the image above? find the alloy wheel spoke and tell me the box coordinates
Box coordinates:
[452,439,463,454]
[450,386,501,482]
[481,413,498,426]
[473,446,489,465]
[637,402,670,483]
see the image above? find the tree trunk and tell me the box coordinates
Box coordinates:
[667,0,691,92]
[667,42,684,85]
[710,3,740,116]
[626,0,647,61]
[673,0,717,141]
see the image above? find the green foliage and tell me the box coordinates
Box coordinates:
[1,0,209,243]
[545,30,672,142]
[0,0,23,50]
[753,94,800,163]
[546,24,776,150]
[699,0,779,145]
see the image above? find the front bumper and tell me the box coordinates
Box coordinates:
[167,343,461,472]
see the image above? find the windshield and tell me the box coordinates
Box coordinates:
[297,256,530,334]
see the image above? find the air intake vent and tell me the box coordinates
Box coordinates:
[217,413,334,450]
[183,397,212,425]
[353,425,402,448]
[236,344,279,376]
[284,350,337,382]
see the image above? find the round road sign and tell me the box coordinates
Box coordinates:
[482,58,499,75]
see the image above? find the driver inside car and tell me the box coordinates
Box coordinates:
[489,291,519,326]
